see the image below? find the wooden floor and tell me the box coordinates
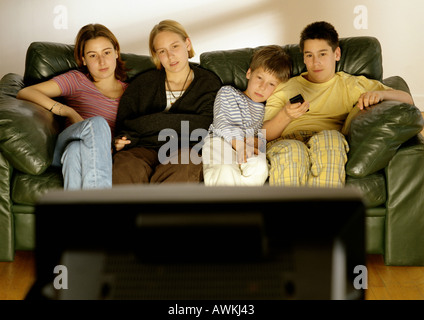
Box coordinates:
[1,251,424,300]
[366,254,424,300]
[0,251,36,300]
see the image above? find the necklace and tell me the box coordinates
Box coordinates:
[165,68,192,105]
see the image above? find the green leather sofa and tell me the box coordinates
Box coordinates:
[1,37,423,265]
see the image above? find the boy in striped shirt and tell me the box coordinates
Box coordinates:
[202,45,292,186]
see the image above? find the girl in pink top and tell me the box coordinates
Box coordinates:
[17,24,128,189]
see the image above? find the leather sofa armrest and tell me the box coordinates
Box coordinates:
[0,73,25,97]
[0,74,60,175]
[344,101,424,178]
[384,134,424,265]
[0,152,14,261]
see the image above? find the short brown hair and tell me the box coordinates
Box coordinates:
[74,23,127,81]
[250,45,292,82]
[149,20,195,69]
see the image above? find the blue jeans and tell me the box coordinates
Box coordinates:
[52,116,112,190]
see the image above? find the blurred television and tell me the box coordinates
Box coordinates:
[27,184,365,300]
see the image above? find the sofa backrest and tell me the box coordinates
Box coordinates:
[23,37,383,90]
[23,42,156,86]
[199,36,383,90]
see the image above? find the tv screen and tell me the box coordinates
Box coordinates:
[27,184,365,301]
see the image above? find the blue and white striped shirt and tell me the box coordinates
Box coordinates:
[209,86,265,143]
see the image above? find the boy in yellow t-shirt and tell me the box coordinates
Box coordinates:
[263,21,414,188]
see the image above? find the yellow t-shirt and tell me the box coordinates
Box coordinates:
[264,71,390,137]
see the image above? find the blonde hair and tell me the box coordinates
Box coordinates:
[149,20,195,69]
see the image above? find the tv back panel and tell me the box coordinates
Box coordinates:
[27,184,366,300]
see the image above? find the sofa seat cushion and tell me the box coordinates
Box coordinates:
[346,172,386,208]
[13,211,36,250]
[365,208,386,254]
[11,168,63,206]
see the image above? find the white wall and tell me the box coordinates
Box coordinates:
[1,0,423,110]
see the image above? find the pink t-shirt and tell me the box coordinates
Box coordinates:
[53,70,128,135]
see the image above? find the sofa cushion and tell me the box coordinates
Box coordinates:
[23,42,77,86]
[11,168,63,206]
[23,42,156,86]
[346,102,424,178]
[200,47,254,90]
[365,212,385,255]
[345,172,386,208]
[336,37,383,81]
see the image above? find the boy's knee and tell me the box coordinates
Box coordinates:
[203,164,240,186]
[307,131,348,186]
[308,130,348,152]
[267,139,309,165]
[241,156,268,178]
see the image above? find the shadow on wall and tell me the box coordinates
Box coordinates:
[118,0,355,59]
[118,0,286,58]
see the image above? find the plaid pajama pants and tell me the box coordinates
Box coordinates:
[266,130,349,188]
